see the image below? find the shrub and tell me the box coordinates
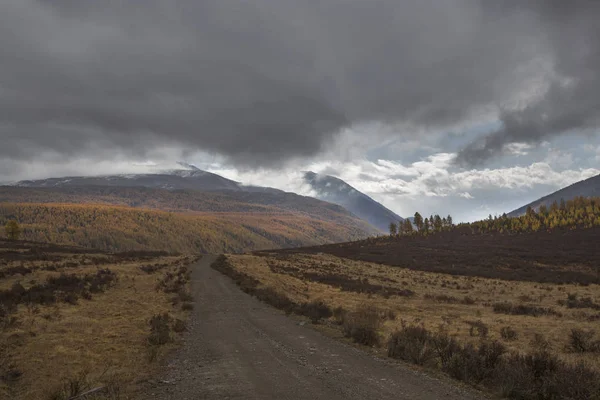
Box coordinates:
[466,320,489,338]
[332,306,346,325]
[181,302,194,311]
[500,326,518,341]
[342,306,381,346]
[381,320,600,399]
[559,293,600,310]
[147,313,171,346]
[493,302,561,317]
[444,341,506,384]
[567,328,599,353]
[387,324,436,365]
[298,300,332,323]
[172,319,187,333]
[494,351,600,400]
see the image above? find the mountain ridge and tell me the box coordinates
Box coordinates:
[303,171,403,231]
[508,173,600,217]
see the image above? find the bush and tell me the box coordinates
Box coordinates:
[382,321,600,399]
[567,328,599,353]
[342,306,381,346]
[500,326,518,341]
[0,269,117,309]
[466,320,489,338]
[172,319,187,333]
[387,324,436,365]
[559,293,600,310]
[494,351,600,400]
[444,341,506,384]
[181,302,194,311]
[298,300,332,323]
[147,313,171,346]
[332,306,346,325]
[493,302,561,317]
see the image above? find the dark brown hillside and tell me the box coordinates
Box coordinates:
[265,228,600,284]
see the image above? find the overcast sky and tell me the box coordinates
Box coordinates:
[1,0,600,222]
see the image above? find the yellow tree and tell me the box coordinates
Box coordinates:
[5,220,21,241]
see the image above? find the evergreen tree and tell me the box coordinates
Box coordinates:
[403,219,413,235]
[423,218,430,234]
[389,222,397,236]
[433,215,443,232]
[413,212,424,232]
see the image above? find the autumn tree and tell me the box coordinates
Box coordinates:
[389,222,397,236]
[413,212,424,232]
[5,220,21,241]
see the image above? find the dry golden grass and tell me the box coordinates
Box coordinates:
[0,242,198,399]
[227,253,600,370]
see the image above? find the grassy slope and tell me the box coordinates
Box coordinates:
[0,240,197,399]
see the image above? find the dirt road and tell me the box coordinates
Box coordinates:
[145,255,485,399]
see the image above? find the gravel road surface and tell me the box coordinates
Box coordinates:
[144,255,485,399]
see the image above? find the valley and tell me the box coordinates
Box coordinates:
[2,169,600,399]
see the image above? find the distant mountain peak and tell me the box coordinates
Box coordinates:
[303,171,403,231]
[175,161,201,171]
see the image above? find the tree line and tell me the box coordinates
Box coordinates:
[388,196,600,237]
[388,213,453,236]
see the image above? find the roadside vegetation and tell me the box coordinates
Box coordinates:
[215,253,600,399]
[0,239,198,399]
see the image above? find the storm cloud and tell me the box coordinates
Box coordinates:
[1,0,599,170]
[455,1,600,166]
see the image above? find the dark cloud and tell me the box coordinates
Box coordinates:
[0,0,598,171]
[456,1,600,166]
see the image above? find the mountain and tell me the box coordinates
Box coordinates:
[14,162,281,194]
[508,173,600,217]
[0,185,377,225]
[1,180,380,252]
[303,171,403,231]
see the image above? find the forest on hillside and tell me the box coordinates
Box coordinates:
[0,186,360,223]
[388,196,600,237]
[0,203,371,253]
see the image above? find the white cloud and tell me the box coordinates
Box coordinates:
[504,142,533,156]
[205,150,599,222]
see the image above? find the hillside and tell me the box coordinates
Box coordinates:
[508,173,600,217]
[0,203,374,253]
[0,186,377,231]
[303,171,403,231]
